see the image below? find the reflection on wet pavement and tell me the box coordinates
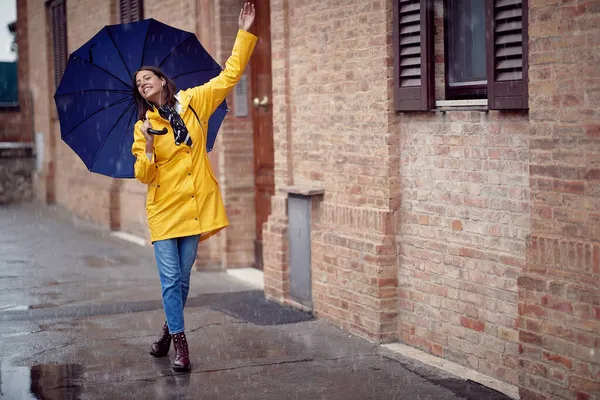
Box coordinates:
[0,362,82,400]
[80,254,138,268]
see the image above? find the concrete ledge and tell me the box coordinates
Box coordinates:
[435,99,488,107]
[383,343,519,400]
[226,268,264,290]
[435,99,489,112]
[110,231,147,247]
[281,185,325,196]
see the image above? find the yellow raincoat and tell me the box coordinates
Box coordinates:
[132,29,257,243]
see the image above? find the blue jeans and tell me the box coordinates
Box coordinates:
[153,235,200,334]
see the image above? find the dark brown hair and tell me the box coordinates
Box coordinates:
[132,66,177,121]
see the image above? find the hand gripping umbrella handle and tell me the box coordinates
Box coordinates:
[147,127,168,135]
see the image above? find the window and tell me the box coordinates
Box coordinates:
[0,4,18,109]
[392,0,529,111]
[48,0,67,89]
[120,0,144,23]
[444,0,487,99]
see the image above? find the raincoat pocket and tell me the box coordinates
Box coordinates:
[146,181,157,214]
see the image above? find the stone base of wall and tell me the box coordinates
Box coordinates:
[0,143,34,204]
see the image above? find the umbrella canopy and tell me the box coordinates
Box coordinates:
[54,18,227,178]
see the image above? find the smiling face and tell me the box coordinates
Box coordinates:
[135,70,165,105]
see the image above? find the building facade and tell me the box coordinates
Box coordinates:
[263,1,599,399]
[20,0,599,399]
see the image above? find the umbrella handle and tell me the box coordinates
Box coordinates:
[148,127,168,135]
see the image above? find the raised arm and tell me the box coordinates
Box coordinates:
[188,3,258,116]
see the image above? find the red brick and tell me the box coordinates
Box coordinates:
[459,248,485,259]
[542,352,573,369]
[520,331,543,345]
[520,359,548,378]
[452,220,463,231]
[519,388,548,400]
[460,316,485,332]
[570,377,600,395]
[576,392,591,400]
[519,303,549,318]
[431,343,443,357]
[552,180,585,195]
[541,295,573,314]
[518,276,547,291]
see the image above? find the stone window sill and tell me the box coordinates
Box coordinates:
[434,99,488,112]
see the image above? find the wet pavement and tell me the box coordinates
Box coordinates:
[0,203,513,400]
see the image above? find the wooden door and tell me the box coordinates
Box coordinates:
[250,0,274,269]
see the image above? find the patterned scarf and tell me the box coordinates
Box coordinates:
[157,104,192,147]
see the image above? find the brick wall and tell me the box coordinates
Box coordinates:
[395,110,529,386]
[394,0,530,386]
[266,0,599,398]
[521,1,600,399]
[264,0,399,341]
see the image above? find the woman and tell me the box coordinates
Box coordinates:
[131,3,257,373]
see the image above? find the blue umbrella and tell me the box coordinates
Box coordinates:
[54,19,227,178]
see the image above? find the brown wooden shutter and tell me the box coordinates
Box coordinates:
[120,0,131,23]
[49,0,67,88]
[486,0,528,109]
[392,0,434,111]
[120,0,144,23]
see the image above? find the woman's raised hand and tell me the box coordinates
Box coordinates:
[238,2,255,31]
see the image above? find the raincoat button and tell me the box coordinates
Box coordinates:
[158,185,161,188]
[191,195,195,198]
[194,218,198,221]
[188,173,191,176]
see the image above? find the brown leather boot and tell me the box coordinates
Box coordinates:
[150,322,171,358]
[172,332,191,372]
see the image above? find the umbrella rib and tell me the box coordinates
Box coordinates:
[106,27,133,79]
[89,99,136,173]
[112,103,138,178]
[71,55,132,90]
[54,89,132,97]
[61,96,132,139]
[157,34,195,69]
[170,67,222,80]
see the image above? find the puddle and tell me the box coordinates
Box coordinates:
[0,362,82,399]
[29,303,59,309]
[4,259,28,265]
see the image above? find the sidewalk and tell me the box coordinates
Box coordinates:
[0,203,513,399]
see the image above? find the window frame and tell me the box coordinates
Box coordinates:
[392,0,529,111]
[443,0,488,100]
